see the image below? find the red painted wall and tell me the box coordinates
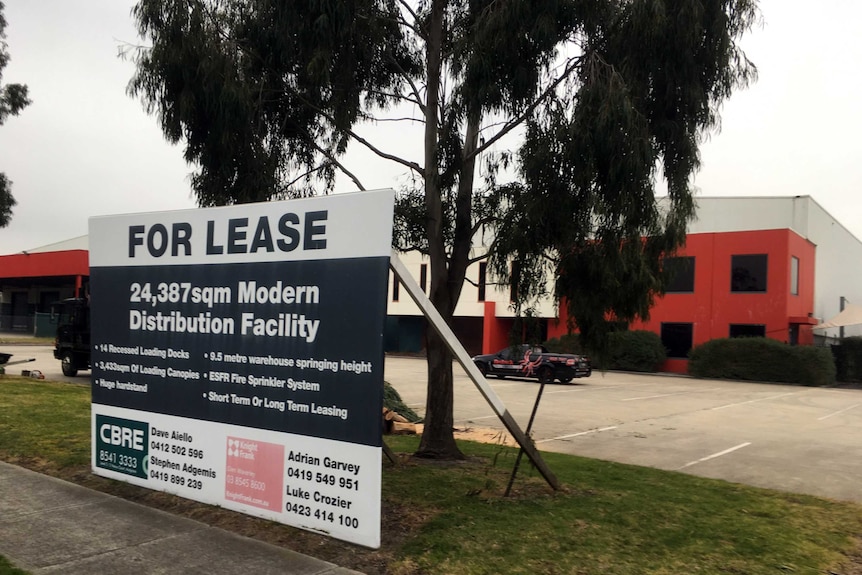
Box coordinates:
[482,301,513,353]
[545,229,817,372]
[0,250,89,278]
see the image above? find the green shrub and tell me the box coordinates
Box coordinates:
[543,333,583,354]
[688,338,835,386]
[606,330,666,372]
[544,330,666,372]
[831,336,862,382]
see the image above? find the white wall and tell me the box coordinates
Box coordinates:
[386,249,558,319]
[803,198,862,338]
[686,196,800,234]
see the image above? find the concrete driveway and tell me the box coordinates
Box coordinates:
[383,356,862,504]
[0,344,84,384]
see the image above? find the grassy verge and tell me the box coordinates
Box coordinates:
[1,376,861,574]
[0,556,28,575]
[0,336,54,345]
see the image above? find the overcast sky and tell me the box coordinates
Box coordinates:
[0,0,860,254]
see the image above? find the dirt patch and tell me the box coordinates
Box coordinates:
[835,537,862,575]
[398,423,520,448]
[453,425,520,447]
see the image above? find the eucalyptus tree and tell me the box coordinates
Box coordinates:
[130,0,758,459]
[0,1,30,227]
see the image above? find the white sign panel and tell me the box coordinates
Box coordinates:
[89,190,394,548]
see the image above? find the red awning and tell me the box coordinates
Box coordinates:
[0,250,89,279]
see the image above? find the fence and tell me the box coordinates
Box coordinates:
[0,314,34,334]
[0,313,54,337]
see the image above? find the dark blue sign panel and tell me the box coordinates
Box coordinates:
[91,258,388,446]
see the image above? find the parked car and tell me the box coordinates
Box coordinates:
[472,345,591,384]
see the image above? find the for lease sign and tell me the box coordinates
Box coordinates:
[89,190,394,548]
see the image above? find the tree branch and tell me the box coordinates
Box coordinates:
[345,126,425,176]
[183,0,426,181]
[467,253,489,266]
[359,114,426,124]
[470,214,497,237]
[385,53,427,115]
[397,0,424,40]
[394,242,429,255]
[365,88,424,110]
[311,144,367,191]
[468,55,584,162]
[284,163,330,189]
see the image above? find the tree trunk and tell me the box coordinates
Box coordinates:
[414,0,464,460]
[416,320,463,459]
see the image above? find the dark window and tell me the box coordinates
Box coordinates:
[731,254,768,292]
[478,262,487,302]
[729,324,766,338]
[419,264,427,293]
[790,256,799,296]
[392,272,400,302]
[661,323,693,359]
[39,291,60,313]
[665,256,695,293]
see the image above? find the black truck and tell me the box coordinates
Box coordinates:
[52,298,91,377]
[472,344,591,384]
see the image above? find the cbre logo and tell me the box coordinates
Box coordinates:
[94,414,149,479]
[100,422,145,451]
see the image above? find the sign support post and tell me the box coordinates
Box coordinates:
[389,250,560,491]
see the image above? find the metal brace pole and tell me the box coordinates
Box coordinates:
[504,380,547,497]
[389,250,560,491]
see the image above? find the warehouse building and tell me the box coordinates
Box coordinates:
[2,196,860,372]
[0,236,89,334]
[388,196,862,371]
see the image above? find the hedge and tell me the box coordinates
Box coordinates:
[831,336,862,382]
[688,337,835,386]
[543,333,584,355]
[544,330,666,372]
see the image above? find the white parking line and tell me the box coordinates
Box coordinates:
[818,403,861,421]
[623,387,723,401]
[710,392,801,411]
[623,391,688,401]
[488,382,526,388]
[677,442,752,470]
[545,382,654,395]
[546,385,614,395]
[536,426,618,444]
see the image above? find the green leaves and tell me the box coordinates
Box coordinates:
[0,0,30,228]
[129,0,415,205]
[0,173,15,228]
[490,0,758,353]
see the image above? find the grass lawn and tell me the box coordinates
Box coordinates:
[1,376,861,574]
[0,556,27,575]
[0,336,54,346]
